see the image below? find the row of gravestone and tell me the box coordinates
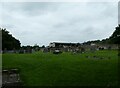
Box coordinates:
[42,47,86,54]
[2,45,114,54]
[86,55,111,60]
[2,49,36,54]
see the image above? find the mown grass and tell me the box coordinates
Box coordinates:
[2,50,118,87]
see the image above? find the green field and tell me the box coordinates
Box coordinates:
[2,50,118,87]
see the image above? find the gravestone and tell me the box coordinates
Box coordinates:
[53,49,62,54]
[2,69,23,88]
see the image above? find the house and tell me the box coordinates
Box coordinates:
[49,42,80,48]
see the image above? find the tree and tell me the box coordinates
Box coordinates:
[42,45,45,48]
[83,25,120,45]
[1,28,21,50]
[109,25,120,44]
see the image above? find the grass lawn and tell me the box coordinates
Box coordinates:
[2,50,118,87]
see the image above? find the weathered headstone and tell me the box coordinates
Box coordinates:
[2,69,22,88]
[53,49,62,54]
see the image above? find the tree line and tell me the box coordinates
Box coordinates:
[1,24,120,51]
[83,25,120,45]
[0,28,21,50]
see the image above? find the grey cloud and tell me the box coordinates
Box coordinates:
[2,2,60,17]
[118,1,120,24]
[1,2,118,46]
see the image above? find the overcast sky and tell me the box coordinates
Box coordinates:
[0,1,118,46]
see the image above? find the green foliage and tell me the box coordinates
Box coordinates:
[83,25,120,44]
[1,28,21,50]
[109,25,120,44]
[83,40,101,45]
[2,50,118,87]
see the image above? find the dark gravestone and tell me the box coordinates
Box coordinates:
[19,49,24,54]
[2,69,23,88]
[43,48,49,53]
[9,69,20,82]
[99,47,104,50]
[2,70,9,84]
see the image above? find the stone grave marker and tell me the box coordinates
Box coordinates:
[2,69,23,88]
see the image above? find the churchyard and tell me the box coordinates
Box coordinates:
[2,49,118,87]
